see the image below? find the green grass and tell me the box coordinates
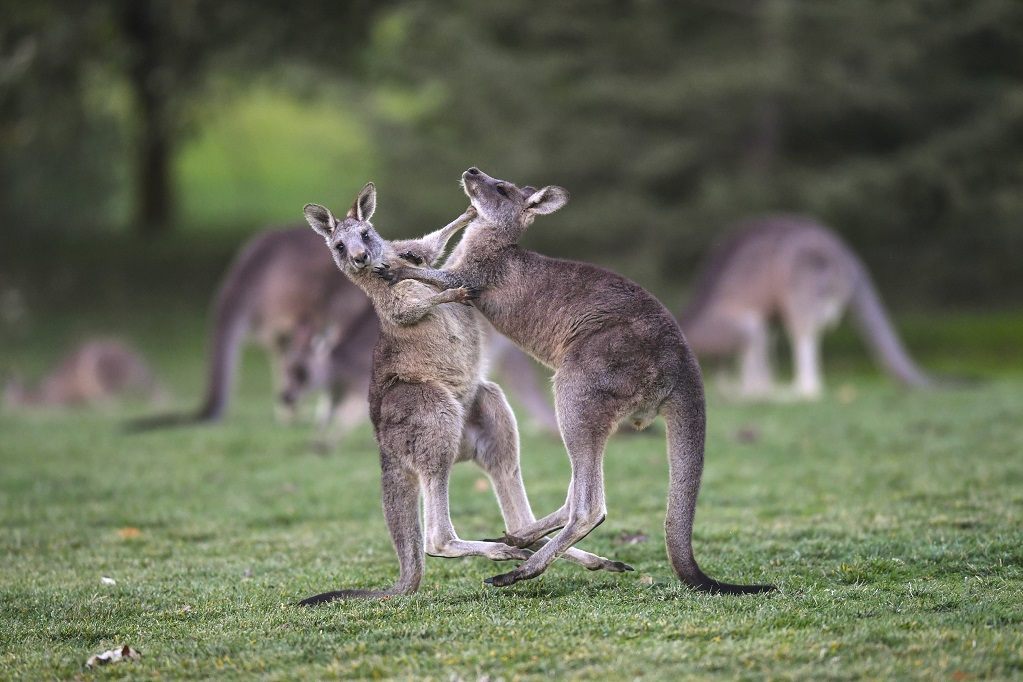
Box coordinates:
[1,311,1022,679]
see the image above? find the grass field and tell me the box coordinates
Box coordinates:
[1,310,1022,679]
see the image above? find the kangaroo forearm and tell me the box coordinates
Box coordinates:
[391,209,476,267]
[388,265,467,290]
[389,289,464,326]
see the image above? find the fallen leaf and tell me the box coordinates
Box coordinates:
[100,576,116,586]
[117,527,142,539]
[86,644,140,668]
[473,477,490,493]
[639,575,654,586]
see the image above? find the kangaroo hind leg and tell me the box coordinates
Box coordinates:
[466,381,632,573]
[486,371,621,587]
[298,461,422,605]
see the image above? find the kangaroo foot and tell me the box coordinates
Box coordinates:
[588,559,634,573]
[484,567,532,588]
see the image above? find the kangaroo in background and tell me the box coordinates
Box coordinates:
[679,216,933,400]
[381,168,773,593]
[4,339,162,408]
[279,314,562,440]
[298,184,629,604]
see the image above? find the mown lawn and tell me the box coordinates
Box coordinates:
[1,311,1021,679]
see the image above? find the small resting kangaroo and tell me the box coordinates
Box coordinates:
[4,339,162,408]
[298,183,630,605]
[381,168,774,593]
[679,216,933,400]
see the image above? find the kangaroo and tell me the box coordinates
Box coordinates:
[129,227,371,433]
[381,168,774,593]
[679,216,933,399]
[298,184,630,604]
[4,339,162,408]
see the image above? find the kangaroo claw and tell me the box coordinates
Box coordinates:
[373,264,396,284]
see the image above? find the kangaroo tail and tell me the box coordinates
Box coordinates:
[195,267,256,421]
[663,392,775,594]
[298,465,423,605]
[123,286,248,432]
[849,266,932,388]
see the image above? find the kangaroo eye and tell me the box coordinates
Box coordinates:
[495,184,510,198]
[361,230,370,239]
[335,243,345,252]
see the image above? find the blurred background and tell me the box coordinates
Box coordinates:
[2,0,1022,389]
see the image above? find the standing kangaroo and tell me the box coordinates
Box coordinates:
[679,216,933,399]
[4,339,162,408]
[298,184,629,604]
[382,168,773,593]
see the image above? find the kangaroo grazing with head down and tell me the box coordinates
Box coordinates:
[381,168,774,593]
[298,183,630,605]
[129,227,371,435]
[679,216,933,400]
[4,339,162,409]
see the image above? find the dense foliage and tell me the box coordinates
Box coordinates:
[2,0,1021,305]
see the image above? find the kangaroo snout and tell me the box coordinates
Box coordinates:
[466,167,481,176]
[350,250,368,266]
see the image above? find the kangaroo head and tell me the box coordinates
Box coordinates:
[305,182,389,275]
[278,322,336,410]
[460,167,569,240]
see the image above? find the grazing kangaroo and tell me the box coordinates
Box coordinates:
[129,227,371,433]
[279,315,561,439]
[381,168,774,593]
[679,216,933,399]
[4,339,162,408]
[298,184,629,604]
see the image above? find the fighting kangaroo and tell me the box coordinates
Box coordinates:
[381,168,774,593]
[298,184,629,604]
[679,215,933,400]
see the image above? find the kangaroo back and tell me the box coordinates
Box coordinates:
[849,265,932,388]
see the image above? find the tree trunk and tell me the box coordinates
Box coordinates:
[122,0,174,236]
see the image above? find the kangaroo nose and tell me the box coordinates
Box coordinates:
[351,250,367,264]
[466,167,481,175]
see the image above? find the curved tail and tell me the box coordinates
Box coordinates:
[298,466,423,605]
[663,394,775,594]
[849,267,932,388]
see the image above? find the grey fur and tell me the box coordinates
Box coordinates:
[680,216,932,399]
[382,168,773,593]
[298,184,630,605]
[4,339,162,408]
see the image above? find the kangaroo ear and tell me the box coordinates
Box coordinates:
[304,203,337,238]
[525,186,569,215]
[348,182,377,222]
